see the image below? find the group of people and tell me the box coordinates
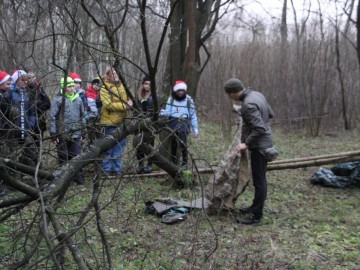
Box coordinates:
[0,69,51,195]
[0,66,277,225]
[49,67,136,181]
[134,78,200,173]
[0,67,200,189]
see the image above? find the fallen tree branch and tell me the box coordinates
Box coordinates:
[267,155,360,170]
[122,151,360,177]
[270,150,360,165]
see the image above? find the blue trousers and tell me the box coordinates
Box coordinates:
[102,126,126,175]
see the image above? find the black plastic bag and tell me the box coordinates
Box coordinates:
[311,162,360,188]
[310,167,351,188]
[330,161,360,176]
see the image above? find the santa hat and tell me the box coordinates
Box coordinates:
[69,72,82,83]
[0,71,11,85]
[173,80,187,92]
[11,70,27,84]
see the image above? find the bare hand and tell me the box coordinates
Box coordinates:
[127,99,133,107]
[235,143,247,152]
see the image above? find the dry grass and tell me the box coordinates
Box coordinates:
[1,124,359,269]
[90,125,360,269]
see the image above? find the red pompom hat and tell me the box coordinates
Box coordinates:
[173,80,187,92]
[69,72,82,83]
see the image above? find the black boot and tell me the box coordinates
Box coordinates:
[0,189,7,197]
[235,214,261,225]
[239,206,254,214]
[136,166,144,174]
[144,164,152,174]
[74,177,85,185]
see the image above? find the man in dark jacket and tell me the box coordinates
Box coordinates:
[224,78,278,224]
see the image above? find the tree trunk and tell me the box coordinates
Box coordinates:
[164,0,226,98]
[280,0,288,46]
[357,0,360,68]
[335,23,350,130]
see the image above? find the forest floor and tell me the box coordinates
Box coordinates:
[82,124,360,269]
[1,123,360,269]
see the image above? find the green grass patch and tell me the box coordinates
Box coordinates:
[1,124,359,269]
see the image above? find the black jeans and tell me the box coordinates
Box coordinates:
[56,137,83,183]
[135,131,155,167]
[250,149,268,219]
[171,131,188,167]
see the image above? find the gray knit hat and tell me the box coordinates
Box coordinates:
[224,78,245,93]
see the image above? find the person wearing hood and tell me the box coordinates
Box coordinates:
[99,67,133,176]
[49,76,86,185]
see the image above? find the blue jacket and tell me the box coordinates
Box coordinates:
[160,95,199,134]
[11,87,37,140]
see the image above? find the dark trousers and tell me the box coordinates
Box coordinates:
[250,150,268,218]
[8,136,39,168]
[136,134,155,168]
[56,137,83,182]
[171,131,188,166]
[19,140,38,167]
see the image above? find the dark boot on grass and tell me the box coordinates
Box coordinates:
[235,214,261,225]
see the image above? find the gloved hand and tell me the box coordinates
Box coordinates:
[192,131,199,138]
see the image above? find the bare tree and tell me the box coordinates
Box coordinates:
[163,0,232,97]
[0,0,238,268]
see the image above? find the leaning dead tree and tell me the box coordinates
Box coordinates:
[203,143,359,215]
[199,99,359,214]
[204,121,251,215]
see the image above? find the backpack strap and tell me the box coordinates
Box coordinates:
[170,96,191,115]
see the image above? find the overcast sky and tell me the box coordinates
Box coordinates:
[219,0,352,42]
[243,0,347,22]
